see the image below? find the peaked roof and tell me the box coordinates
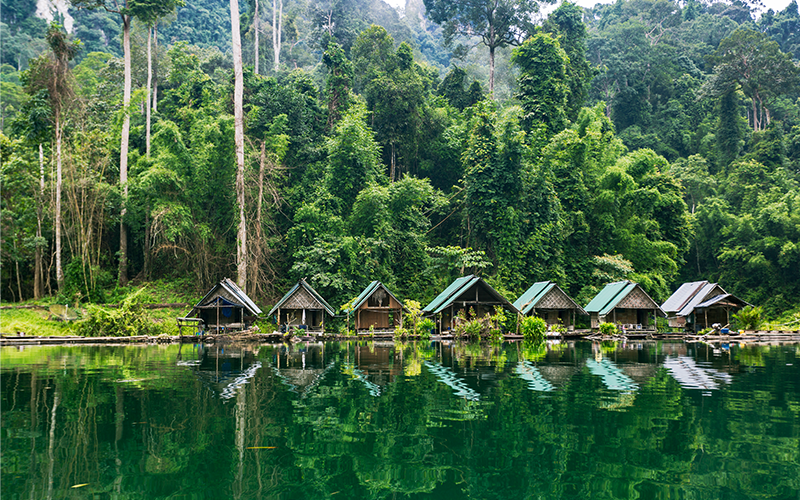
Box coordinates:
[662,281,749,317]
[268,279,335,316]
[190,278,262,317]
[584,280,663,317]
[661,281,710,314]
[422,275,520,315]
[695,293,751,310]
[348,281,405,315]
[513,281,587,316]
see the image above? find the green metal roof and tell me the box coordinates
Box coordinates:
[423,275,520,315]
[599,282,638,316]
[513,281,554,315]
[423,275,476,313]
[584,281,631,314]
[268,279,335,317]
[348,281,405,315]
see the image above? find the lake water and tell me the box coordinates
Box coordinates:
[2,340,799,499]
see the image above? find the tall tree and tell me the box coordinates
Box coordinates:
[542,1,595,122]
[323,41,353,129]
[422,0,553,94]
[71,0,133,285]
[272,0,283,71]
[704,27,799,132]
[25,23,80,292]
[127,0,183,157]
[511,32,569,136]
[231,0,247,289]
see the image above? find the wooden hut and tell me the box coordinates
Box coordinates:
[513,281,586,330]
[183,278,262,333]
[661,281,751,332]
[423,275,521,333]
[348,281,406,331]
[584,281,665,331]
[268,279,335,332]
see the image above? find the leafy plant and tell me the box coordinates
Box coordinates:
[76,287,165,337]
[733,306,763,331]
[598,322,619,336]
[417,318,435,339]
[520,316,546,342]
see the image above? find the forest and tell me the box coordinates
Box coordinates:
[1,0,799,320]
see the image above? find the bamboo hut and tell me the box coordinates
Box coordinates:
[584,281,665,331]
[513,281,586,330]
[348,281,406,331]
[423,275,520,333]
[268,279,335,332]
[182,278,261,333]
[661,281,751,332]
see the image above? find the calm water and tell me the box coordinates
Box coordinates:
[2,340,799,500]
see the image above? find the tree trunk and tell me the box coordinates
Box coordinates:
[273,0,282,72]
[390,142,395,182]
[144,207,151,279]
[254,0,259,74]
[231,0,247,290]
[489,44,495,95]
[55,118,64,291]
[153,24,158,112]
[118,14,132,286]
[251,142,266,297]
[34,143,45,299]
[146,26,152,157]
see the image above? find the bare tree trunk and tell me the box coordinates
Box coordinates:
[231,0,247,290]
[55,119,64,291]
[34,144,45,299]
[273,0,282,72]
[390,142,395,182]
[254,0,259,74]
[146,26,152,157]
[119,14,132,286]
[489,44,495,95]
[251,142,266,296]
[153,24,158,112]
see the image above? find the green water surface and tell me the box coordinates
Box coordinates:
[2,340,799,499]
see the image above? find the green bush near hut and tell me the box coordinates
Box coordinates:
[733,306,764,331]
[521,316,546,342]
[598,322,619,336]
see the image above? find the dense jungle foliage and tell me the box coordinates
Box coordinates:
[1,0,799,317]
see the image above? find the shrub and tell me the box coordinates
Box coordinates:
[521,316,546,342]
[417,318,435,339]
[394,326,409,339]
[76,288,165,337]
[733,306,763,331]
[598,322,618,336]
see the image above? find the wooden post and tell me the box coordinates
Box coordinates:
[704,309,708,330]
[217,299,220,334]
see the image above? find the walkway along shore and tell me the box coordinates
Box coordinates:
[2,329,800,347]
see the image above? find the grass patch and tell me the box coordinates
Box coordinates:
[0,307,79,336]
[1,279,203,337]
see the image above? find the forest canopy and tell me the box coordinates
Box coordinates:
[1,0,799,317]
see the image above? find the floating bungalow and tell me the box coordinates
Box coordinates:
[182,278,262,333]
[423,275,521,333]
[513,281,587,330]
[268,279,335,332]
[661,281,751,332]
[348,281,406,331]
[584,280,665,331]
